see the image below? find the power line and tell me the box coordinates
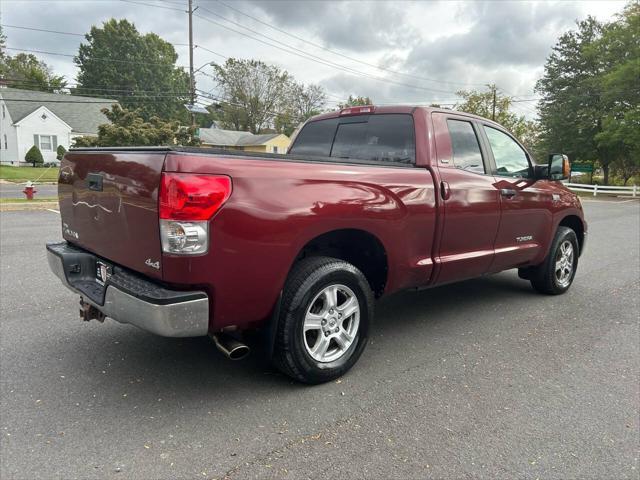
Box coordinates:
[2,83,190,96]
[119,0,185,12]
[213,0,490,88]
[1,92,188,99]
[192,9,458,96]
[0,98,117,104]
[10,19,546,107]
[0,22,344,104]
[2,76,191,92]
[1,23,190,49]
[1,24,84,37]
[2,27,346,103]
[110,0,466,96]
[195,89,283,117]
[192,44,229,59]
[1,79,191,98]
[4,47,191,68]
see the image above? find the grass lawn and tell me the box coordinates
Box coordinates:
[0,165,60,183]
[0,197,58,203]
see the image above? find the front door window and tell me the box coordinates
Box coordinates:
[483,126,530,178]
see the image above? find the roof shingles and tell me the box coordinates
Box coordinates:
[0,88,116,135]
[198,127,281,147]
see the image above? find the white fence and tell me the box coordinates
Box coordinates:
[564,182,638,197]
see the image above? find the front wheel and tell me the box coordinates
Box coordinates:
[272,256,374,384]
[530,226,579,295]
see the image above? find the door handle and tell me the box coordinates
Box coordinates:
[500,188,517,199]
[440,181,451,200]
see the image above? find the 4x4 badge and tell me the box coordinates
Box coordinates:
[145,258,160,269]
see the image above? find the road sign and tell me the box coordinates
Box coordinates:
[571,164,594,173]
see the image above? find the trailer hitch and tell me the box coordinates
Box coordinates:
[79,298,105,322]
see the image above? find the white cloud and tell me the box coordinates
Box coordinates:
[2,0,628,115]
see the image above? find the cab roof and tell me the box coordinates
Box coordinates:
[309,105,504,129]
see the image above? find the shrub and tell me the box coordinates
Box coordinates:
[25,145,44,167]
[56,144,67,161]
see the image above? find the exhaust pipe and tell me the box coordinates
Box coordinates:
[212,333,250,360]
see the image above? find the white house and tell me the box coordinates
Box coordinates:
[0,87,116,166]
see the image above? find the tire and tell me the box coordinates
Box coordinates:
[272,256,374,384]
[530,226,579,295]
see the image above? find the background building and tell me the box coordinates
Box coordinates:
[198,127,290,154]
[0,87,115,165]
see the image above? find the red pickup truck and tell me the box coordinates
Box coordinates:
[47,106,586,383]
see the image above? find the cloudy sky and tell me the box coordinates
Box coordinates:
[1,0,628,117]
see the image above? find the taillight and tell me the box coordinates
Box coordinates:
[159,173,232,255]
[159,173,232,220]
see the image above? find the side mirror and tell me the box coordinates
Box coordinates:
[548,153,570,181]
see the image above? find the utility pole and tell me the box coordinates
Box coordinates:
[188,0,195,126]
[491,85,496,121]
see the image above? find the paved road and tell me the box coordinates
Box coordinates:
[1,201,638,479]
[0,183,58,199]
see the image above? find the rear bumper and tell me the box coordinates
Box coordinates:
[47,242,209,337]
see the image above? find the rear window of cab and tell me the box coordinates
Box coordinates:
[289,114,415,165]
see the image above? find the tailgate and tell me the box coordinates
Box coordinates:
[58,150,165,280]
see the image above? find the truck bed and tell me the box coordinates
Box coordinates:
[68,146,417,169]
[59,146,438,330]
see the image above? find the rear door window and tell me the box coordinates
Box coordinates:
[446,119,485,174]
[290,114,415,165]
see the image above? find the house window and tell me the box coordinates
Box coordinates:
[34,134,57,152]
[2,105,5,119]
[272,146,278,154]
[3,134,6,150]
[40,135,52,151]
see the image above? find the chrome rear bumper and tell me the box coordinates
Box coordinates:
[47,242,209,337]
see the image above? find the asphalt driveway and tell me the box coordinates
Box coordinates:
[1,200,638,479]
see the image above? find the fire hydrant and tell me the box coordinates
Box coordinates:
[23,181,37,200]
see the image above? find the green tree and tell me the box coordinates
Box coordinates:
[455,85,540,153]
[0,26,6,62]
[592,3,640,185]
[0,53,67,92]
[74,19,189,121]
[338,95,373,108]
[56,145,67,161]
[212,58,290,133]
[73,104,200,147]
[1,26,67,92]
[534,16,620,183]
[275,83,327,136]
[25,145,44,167]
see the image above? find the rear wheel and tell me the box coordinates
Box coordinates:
[529,226,579,295]
[273,256,373,384]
